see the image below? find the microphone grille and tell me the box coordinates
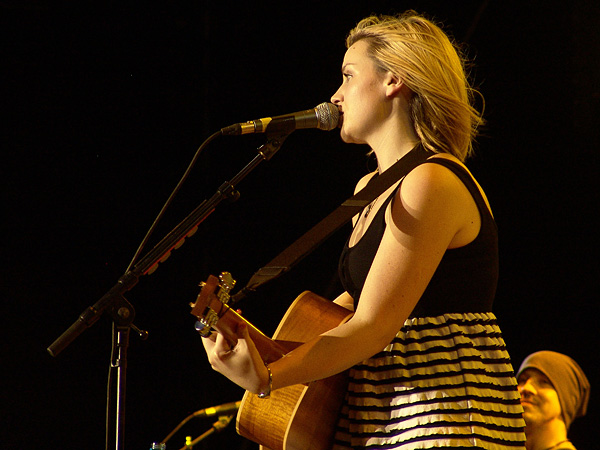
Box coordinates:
[315,102,339,131]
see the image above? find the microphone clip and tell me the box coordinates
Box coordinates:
[258,130,292,161]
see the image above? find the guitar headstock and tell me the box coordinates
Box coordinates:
[191,272,236,337]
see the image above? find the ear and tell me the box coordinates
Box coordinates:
[384,72,403,97]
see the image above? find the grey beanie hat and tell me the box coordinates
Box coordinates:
[517,350,590,429]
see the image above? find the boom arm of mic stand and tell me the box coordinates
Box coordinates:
[47,272,140,357]
[47,131,291,357]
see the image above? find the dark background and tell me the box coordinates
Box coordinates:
[3,1,598,449]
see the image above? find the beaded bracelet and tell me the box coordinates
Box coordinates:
[257,362,272,399]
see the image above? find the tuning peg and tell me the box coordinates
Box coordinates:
[219,272,236,292]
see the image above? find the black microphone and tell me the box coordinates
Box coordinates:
[192,400,242,418]
[221,102,339,136]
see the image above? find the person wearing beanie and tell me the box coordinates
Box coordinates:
[517,351,590,450]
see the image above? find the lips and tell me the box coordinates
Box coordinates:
[334,108,343,128]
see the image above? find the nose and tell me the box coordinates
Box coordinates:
[331,85,342,105]
[518,378,536,396]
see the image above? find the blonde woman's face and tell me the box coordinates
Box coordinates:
[331,40,388,145]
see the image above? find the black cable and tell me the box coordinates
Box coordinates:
[125,130,222,272]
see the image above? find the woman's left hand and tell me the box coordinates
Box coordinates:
[201,322,269,394]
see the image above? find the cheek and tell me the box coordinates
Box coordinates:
[547,396,562,417]
[540,391,562,418]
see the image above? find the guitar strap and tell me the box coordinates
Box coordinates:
[231,143,431,303]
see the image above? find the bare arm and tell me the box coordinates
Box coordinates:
[203,162,479,393]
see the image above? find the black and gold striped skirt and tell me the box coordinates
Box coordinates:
[333,312,526,449]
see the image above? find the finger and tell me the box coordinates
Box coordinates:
[233,323,265,381]
[231,322,252,353]
[201,330,217,342]
[201,333,216,353]
[235,322,256,354]
[214,332,236,356]
[236,322,250,340]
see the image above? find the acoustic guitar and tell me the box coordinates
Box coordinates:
[190,272,353,450]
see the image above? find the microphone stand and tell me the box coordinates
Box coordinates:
[47,130,292,450]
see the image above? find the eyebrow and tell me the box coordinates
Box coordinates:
[341,63,356,72]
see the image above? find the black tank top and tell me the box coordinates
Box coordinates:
[338,158,498,316]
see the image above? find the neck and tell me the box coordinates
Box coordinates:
[373,140,419,173]
[371,121,420,172]
[525,420,571,450]
[369,99,420,173]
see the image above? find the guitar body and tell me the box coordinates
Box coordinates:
[235,291,353,450]
[190,274,353,450]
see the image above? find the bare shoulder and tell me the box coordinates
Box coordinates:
[392,154,488,248]
[415,154,493,218]
[401,157,468,209]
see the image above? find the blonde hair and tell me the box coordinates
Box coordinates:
[346,12,484,161]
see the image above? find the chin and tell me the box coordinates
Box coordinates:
[521,411,540,429]
[340,129,363,145]
[339,129,351,143]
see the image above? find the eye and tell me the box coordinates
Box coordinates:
[343,72,353,81]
